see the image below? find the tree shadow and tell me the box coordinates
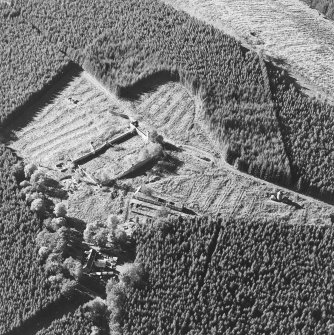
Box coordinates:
[1,62,83,143]
[117,69,180,101]
[162,141,182,152]
[281,197,303,209]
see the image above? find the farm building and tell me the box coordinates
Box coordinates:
[83,247,118,276]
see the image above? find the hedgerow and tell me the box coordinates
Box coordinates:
[118,216,334,334]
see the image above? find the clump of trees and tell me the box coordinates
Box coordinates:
[95,168,115,186]
[124,142,163,171]
[138,142,162,161]
[83,297,108,323]
[54,202,67,217]
[22,164,81,295]
[106,263,146,334]
[149,130,164,144]
[36,200,84,294]
[83,215,128,251]
[20,164,68,218]
[30,198,46,214]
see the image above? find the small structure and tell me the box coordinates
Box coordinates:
[71,121,137,166]
[270,194,276,201]
[128,186,194,221]
[268,190,284,202]
[83,247,118,276]
[94,259,107,269]
[83,249,97,273]
[277,191,283,201]
[90,270,119,278]
[132,186,184,212]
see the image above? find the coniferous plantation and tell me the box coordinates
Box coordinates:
[122,218,334,335]
[0,4,69,126]
[1,0,334,334]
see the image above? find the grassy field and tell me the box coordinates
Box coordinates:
[162,0,334,102]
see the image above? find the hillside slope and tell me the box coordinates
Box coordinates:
[7,0,334,201]
[162,0,334,102]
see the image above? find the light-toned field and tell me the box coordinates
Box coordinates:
[10,70,333,226]
[162,0,334,101]
[10,71,134,167]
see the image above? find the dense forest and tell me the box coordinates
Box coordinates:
[0,146,61,334]
[114,216,334,334]
[268,67,334,201]
[301,0,334,20]
[0,4,69,126]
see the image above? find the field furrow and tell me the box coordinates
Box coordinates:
[212,181,232,212]
[138,83,175,113]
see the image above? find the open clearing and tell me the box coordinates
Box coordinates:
[10,71,135,168]
[9,69,333,226]
[162,0,334,102]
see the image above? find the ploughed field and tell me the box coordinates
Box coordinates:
[162,0,334,101]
